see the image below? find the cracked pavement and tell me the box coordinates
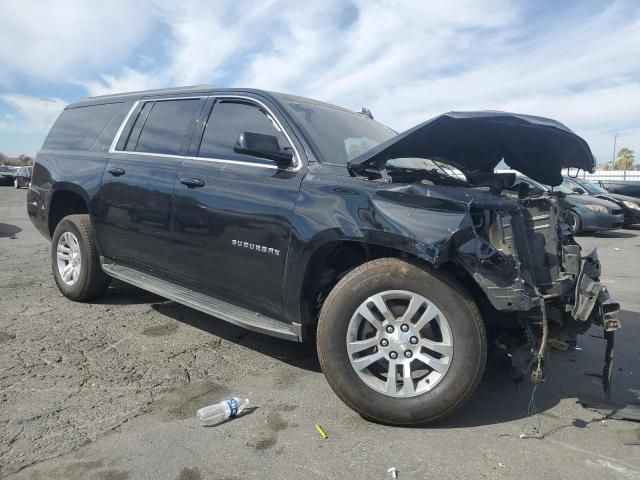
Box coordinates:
[1,186,639,479]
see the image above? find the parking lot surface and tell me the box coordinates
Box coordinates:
[1,186,639,479]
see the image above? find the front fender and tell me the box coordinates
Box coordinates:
[281,174,504,324]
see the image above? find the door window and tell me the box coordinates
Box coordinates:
[198,101,290,163]
[126,99,202,155]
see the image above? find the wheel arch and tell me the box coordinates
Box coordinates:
[293,234,483,337]
[48,185,91,236]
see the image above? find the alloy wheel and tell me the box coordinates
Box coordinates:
[346,290,453,398]
[56,232,82,286]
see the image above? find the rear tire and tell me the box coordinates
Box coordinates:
[316,258,486,425]
[51,214,111,301]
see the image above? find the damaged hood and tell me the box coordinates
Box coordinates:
[348,111,595,186]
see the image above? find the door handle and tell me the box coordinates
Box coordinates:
[107,167,125,177]
[179,177,205,188]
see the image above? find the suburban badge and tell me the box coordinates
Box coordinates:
[232,239,280,256]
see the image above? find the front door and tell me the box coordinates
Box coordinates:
[97,97,205,275]
[171,97,306,319]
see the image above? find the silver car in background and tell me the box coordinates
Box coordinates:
[514,176,623,234]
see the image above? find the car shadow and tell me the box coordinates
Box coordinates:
[591,230,638,239]
[0,223,21,239]
[430,308,639,429]
[94,280,167,305]
[150,300,321,373]
[96,282,638,428]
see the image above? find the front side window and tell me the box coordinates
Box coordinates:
[198,100,290,164]
[127,99,202,155]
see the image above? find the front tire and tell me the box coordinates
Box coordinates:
[14,178,19,189]
[51,214,111,301]
[568,210,582,234]
[317,258,486,425]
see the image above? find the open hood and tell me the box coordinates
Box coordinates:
[348,111,595,186]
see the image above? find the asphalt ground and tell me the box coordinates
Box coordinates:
[1,186,639,479]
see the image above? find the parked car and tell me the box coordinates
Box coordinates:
[28,87,620,425]
[563,176,640,227]
[597,180,640,198]
[13,166,32,189]
[0,166,16,185]
[513,176,624,233]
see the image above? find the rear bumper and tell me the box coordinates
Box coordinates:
[27,185,51,240]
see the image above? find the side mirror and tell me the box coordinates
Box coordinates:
[573,186,586,194]
[234,132,293,167]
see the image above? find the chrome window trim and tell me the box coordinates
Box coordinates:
[108,94,302,171]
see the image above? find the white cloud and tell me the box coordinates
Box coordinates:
[0,94,66,133]
[83,67,167,97]
[0,0,155,84]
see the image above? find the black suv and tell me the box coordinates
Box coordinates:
[28,87,620,425]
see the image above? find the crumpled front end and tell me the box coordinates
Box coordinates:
[448,187,621,394]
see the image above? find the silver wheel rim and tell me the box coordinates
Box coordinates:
[56,232,82,286]
[346,290,453,398]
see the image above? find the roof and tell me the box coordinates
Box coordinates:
[66,86,356,116]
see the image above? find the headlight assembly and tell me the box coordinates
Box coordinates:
[584,204,608,213]
[623,200,640,210]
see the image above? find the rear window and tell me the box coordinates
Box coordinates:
[43,102,122,150]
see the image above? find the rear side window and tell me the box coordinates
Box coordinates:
[198,101,290,163]
[43,103,122,150]
[125,99,202,155]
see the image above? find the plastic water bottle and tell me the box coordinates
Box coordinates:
[196,397,249,426]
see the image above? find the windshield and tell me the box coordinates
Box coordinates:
[553,179,577,194]
[573,178,608,195]
[0,166,13,172]
[284,100,396,165]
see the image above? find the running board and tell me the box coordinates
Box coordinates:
[101,259,301,341]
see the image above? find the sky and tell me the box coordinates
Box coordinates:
[0,0,639,163]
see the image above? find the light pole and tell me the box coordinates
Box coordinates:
[611,133,618,166]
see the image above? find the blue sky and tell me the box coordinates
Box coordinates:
[1,0,639,163]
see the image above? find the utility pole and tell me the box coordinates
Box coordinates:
[611,133,618,166]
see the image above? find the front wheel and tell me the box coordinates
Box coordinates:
[51,214,111,301]
[14,178,19,188]
[317,258,486,425]
[568,210,582,234]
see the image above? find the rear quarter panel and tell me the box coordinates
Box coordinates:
[27,102,132,240]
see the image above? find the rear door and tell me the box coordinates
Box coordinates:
[171,96,306,319]
[97,97,205,275]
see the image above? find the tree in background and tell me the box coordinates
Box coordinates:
[615,148,635,170]
[0,154,33,166]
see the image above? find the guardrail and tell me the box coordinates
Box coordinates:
[436,167,640,183]
[562,169,640,182]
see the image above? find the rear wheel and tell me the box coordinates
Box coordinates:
[317,258,486,425]
[51,214,111,301]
